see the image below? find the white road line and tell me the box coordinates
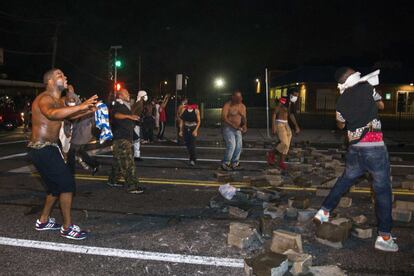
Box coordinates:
[0,140,28,146]
[0,237,244,268]
[0,152,27,160]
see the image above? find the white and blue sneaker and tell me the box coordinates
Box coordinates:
[60,224,88,240]
[375,235,399,252]
[313,209,330,224]
[35,217,61,231]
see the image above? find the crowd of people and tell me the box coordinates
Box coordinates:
[27,67,398,253]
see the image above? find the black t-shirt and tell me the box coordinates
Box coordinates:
[336,82,381,143]
[111,102,134,141]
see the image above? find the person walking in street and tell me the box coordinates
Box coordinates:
[29,68,98,240]
[221,90,247,171]
[142,98,156,144]
[67,113,99,175]
[314,67,398,252]
[107,88,144,194]
[157,94,170,141]
[179,101,201,166]
[269,87,301,170]
[175,97,188,144]
[131,90,148,161]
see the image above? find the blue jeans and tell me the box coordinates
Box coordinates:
[321,145,392,235]
[222,126,242,165]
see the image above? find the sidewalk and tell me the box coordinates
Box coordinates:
[161,126,414,147]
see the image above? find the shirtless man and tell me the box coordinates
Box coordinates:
[270,88,300,170]
[221,90,247,171]
[29,68,98,240]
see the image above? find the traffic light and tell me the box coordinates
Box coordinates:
[114,82,122,92]
[115,59,122,68]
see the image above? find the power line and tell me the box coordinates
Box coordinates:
[58,55,109,84]
[0,10,62,24]
[0,26,52,37]
[4,49,52,56]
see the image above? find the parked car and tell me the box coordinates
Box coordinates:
[0,96,23,130]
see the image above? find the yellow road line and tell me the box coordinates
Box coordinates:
[31,173,414,196]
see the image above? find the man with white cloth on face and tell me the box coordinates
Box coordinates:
[131,90,148,161]
[314,67,398,253]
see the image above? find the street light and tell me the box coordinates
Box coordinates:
[214,78,225,88]
[256,78,261,94]
[160,80,168,95]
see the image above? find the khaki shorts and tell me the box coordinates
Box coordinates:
[275,123,292,155]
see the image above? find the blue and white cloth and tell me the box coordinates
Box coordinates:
[95,102,113,144]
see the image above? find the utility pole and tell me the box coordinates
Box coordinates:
[51,24,60,68]
[110,45,122,84]
[138,54,142,90]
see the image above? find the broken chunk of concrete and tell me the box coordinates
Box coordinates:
[264,205,286,219]
[308,265,346,276]
[315,218,352,249]
[265,168,281,175]
[401,180,414,190]
[321,177,338,188]
[338,197,352,208]
[395,200,414,211]
[352,226,373,239]
[392,208,412,222]
[255,190,278,202]
[352,215,367,225]
[250,175,283,187]
[229,206,249,219]
[270,230,303,254]
[228,222,259,250]
[244,252,288,276]
[288,196,310,210]
[283,249,312,276]
[298,209,317,222]
[259,216,273,239]
[286,207,298,219]
[293,176,312,187]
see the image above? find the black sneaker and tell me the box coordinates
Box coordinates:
[107,182,123,188]
[221,163,231,171]
[231,162,241,170]
[127,186,144,194]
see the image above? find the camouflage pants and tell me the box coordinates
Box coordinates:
[108,139,139,189]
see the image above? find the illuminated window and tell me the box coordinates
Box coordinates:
[385,93,391,100]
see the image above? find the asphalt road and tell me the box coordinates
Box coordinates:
[0,128,414,276]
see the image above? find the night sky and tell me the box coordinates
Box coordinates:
[1,0,413,105]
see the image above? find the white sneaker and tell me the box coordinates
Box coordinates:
[375,236,399,252]
[314,209,330,223]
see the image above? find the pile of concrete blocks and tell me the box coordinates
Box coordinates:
[392,200,413,222]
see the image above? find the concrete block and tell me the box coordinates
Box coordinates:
[352,215,367,225]
[298,209,317,222]
[338,197,352,208]
[395,200,414,211]
[286,207,298,219]
[283,249,312,276]
[228,223,258,249]
[250,175,283,187]
[270,230,303,254]
[315,218,352,248]
[316,188,331,197]
[259,216,273,239]
[229,206,249,219]
[352,226,373,239]
[265,168,281,175]
[308,265,346,276]
[392,208,412,222]
[288,196,310,209]
[244,252,288,276]
[264,205,285,219]
[401,180,414,190]
[255,190,278,202]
